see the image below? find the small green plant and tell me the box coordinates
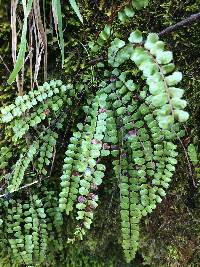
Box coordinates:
[188,143,200,181]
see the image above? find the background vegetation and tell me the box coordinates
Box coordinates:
[0,0,200,266]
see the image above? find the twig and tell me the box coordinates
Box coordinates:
[88,57,104,65]
[0,55,10,73]
[158,12,200,36]
[0,180,39,198]
[49,147,56,177]
[77,39,95,83]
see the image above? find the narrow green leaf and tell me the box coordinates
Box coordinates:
[69,0,83,23]
[7,0,33,84]
[52,0,65,66]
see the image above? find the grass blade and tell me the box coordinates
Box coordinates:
[7,0,33,85]
[52,0,65,66]
[69,0,83,23]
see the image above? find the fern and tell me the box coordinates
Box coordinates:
[0,0,191,265]
[118,0,150,23]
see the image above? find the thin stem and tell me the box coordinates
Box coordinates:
[158,12,200,36]
[0,55,10,73]
[0,180,39,198]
